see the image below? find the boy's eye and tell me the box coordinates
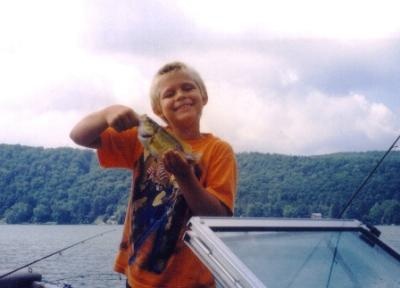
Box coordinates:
[182,83,195,91]
[162,90,175,98]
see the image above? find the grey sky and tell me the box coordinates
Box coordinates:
[0,0,399,154]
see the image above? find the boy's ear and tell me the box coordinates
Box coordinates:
[202,95,208,106]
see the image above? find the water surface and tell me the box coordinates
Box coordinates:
[0,224,398,287]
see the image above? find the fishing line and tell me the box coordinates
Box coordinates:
[285,233,327,288]
[325,232,342,288]
[53,272,122,282]
[337,133,400,218]
[0,228,117,280]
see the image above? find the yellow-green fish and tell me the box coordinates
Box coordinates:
[138,114,196,161]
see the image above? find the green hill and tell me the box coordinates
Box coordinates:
[0,144,399,225]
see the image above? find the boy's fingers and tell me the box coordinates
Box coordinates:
[112,119,125,132]
[162,149,194,179]
[107,106,139,132]
[163,150,180,171]
[162,152,175,173]
[163,150,177,164]
[123,113,139,128]
[112,115,138,132]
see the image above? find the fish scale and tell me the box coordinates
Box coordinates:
[138,114,194,160]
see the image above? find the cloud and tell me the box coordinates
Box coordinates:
[0,1,85,53]
[0,50,153,148]
[176,0,400,39]
[83,0,201,55]
[2,38,399,154]
[202,80,399,154]
[0,49,151,109]
[0,109,79,148]
[0,0,399,154]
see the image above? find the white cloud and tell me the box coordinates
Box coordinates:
[0,109,77,147]
[279,69,299,86]
[0,49,153,147]
[352,95,397,139]
[0,50,150,109]
[0,1,85,53]
[202,82,399,154]
[0,0,399,154]
[176,0,400,38]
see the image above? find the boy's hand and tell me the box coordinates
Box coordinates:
[105,105,139,132]
[162,149,193,179]
[70,104,139,148]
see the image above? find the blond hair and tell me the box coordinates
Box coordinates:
[149,61,208,117]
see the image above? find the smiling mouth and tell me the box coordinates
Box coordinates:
[175,104,192,111]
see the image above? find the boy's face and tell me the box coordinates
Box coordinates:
[157,70,207,129]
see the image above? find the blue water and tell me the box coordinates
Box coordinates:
[0,225,399,288]
[0,225,125,288]
[378,225,400,253]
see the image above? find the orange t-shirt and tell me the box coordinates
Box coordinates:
[97,127,237,288]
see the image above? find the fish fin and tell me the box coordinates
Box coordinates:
[143,149,150,160]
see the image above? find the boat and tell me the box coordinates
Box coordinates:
[0,271,66,288]
[1,216,399,288]
[184,216,400,288]
[182,136,400,287]
[3,135,400,287]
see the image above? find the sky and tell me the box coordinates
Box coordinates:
[1,0,400,155]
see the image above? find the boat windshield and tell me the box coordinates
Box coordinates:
[184,217,400,288]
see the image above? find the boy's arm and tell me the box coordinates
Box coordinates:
[163,150,231,216]
[70,105,139,148]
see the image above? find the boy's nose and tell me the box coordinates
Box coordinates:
[176,89,187,99]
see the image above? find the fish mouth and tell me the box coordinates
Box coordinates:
[138,124,154,139]
[139,132,153,139]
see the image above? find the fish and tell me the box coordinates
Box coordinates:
[138,114,196,161]
[130,115,201,271]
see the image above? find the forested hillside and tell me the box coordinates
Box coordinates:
[0,144,130,224]
[0,144,399,225]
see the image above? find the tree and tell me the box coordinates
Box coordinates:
[381,200,400,224]
[1,145,399,225]
[52,203,72,224]
[4,202,33,223]
[33,203,52,223]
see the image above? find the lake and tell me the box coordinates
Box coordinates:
[0,224,399,288]
[0,225,125,288]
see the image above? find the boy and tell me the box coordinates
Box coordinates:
[70,61,237,287]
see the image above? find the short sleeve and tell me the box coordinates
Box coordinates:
[97,127,143,169]
[202,141,237,214]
